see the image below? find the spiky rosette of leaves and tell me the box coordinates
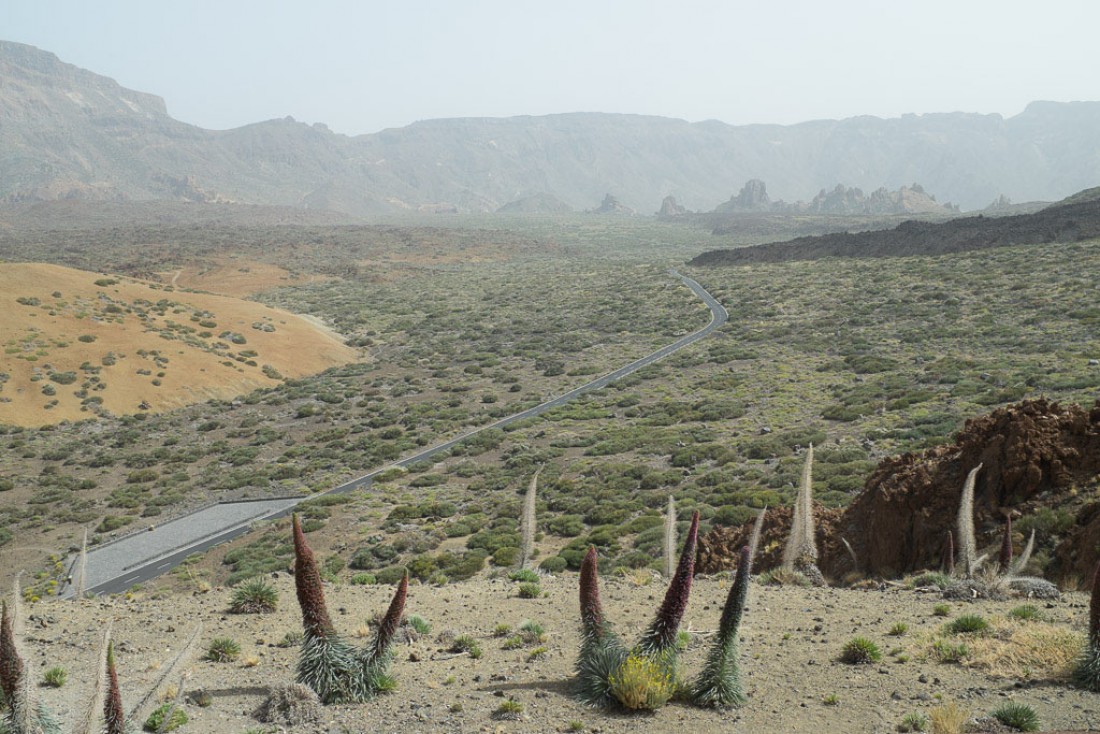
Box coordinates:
[297,633,358,704]
[359,572,408,690]
[0,600,23,705]
[998,515,1013,573]
[638,511,699,656]
[292,514,335,640]
[693,545,751,707]
[942,530,955,576]
[1073,561,1100,691]
[576,637,628,707]
[104,644,124,734]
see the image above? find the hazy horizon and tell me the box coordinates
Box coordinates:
[4,0,1100,137]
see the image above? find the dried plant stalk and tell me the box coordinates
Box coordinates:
[957,464,983,577]
[520,468,541,568]
[663,495,676,579]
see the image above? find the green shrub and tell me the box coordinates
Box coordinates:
[451,634,482,659]
[897,711,928,732]
[990,701,1040,732]
[931,640,969,663]
[539,556,567,573]
[96,515,134,533]
[143,703,188,732]
[42,666,66,687]
[519,620,546,644]
[947,614,990,635]
[517,583,541,599]
[350,573,377,585]
[839,637,882,665]
[888,623,909,637]
[1007,605,1042,622]
[407,615,431,635]
[932,603,950,617]
[509,568,540,583]
[493,698,524,719]
[906,572,951,589]
[492,546,521,566]
[229,577,278,613]
[205,637,241,662]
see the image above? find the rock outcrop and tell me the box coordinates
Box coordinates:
[698,399,1100,583]
[807,183,957,215]
[592,194,634,215]
[656,195,687,218]
[497,193,572,214]
[697,504,843,576]
[714,179,772,213]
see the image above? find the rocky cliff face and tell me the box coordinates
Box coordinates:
[4,41,1100,214]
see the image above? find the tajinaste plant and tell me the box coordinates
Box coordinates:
[747,506,766,565]
[520,467,541,568]
[293,513,407,703]
[663,495,677,579]
[639,512,700,656]
[1,580,60,734]
[103,643,125,734]
[692,545,752,707]
[575,547,626,707]
[575,512,700,710]
[1010,529,1036,576]
[956,464,982,577]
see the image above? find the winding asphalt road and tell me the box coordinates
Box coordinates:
[76,270,727,596]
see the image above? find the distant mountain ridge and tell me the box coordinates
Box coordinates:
[3,40,1100,214]
[688,190,1100,265]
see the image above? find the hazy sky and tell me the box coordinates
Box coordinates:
[4,0,1099,136]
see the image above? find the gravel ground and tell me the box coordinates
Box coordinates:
[18,574,1099,734]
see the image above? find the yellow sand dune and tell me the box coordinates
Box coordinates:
[0,263,360,426]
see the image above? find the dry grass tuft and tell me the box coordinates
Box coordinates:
[929,702,970,734]
[964,620,1081,680]
[920,617,1082,680]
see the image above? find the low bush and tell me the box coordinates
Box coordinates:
[839,637,882,665]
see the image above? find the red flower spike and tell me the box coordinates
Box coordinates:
[579,546,604,638]
[293,513,335,639]
[717,545,752,640]
[0,601,23,705]
[104,643,125,734]
[641,510,699,654]
[368,572,408,664]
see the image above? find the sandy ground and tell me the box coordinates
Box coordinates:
[159,259,332,298]
[0,262,359,426]
[19,574,1099,734]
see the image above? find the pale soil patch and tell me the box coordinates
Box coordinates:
[22,577,1098,734]
[156,257,331,297]
[0,263,360,426]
